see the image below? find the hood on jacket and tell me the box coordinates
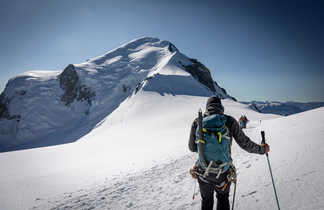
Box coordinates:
[205,96,224,115]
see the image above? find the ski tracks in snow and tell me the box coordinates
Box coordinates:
[32,155,201,210]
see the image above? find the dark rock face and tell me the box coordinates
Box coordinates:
[168,43,179,53]
[0,93,20,120]
[122,84,131,93]
[135,82,144,94]
[183,58,216,93]
[60,64,79,105]
[220,85,237,101]
[78,85,95,105]
[59,64,95,106]
[134,75,154,94]
[0,93,8,119]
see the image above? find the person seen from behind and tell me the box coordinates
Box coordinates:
[188,96,270,210]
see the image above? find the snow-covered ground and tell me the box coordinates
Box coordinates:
[2,91,323,209]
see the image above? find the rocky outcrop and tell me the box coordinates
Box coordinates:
[168,43,179,53]
[0,93,8,119]
[179,59,235,100]
[59,64,79,105]
[59,64,95,106]
[0,93,21,120]
[134,75,154,94]
[218,84,237,101]
[182,58,216,93]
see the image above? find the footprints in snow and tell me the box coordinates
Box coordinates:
[32,154,197,210]
[241,160,256,168]
[241,190,258,198]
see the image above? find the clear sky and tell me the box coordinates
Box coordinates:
[1,0,323,102]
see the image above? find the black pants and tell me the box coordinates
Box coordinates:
[198,175,231,210]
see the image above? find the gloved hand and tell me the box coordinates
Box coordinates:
[189,166,198,179]
[261,143,270,153]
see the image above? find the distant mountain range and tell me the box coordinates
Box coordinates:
[241,101,324,116]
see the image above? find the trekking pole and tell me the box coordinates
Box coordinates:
[261,131,281,210]
[231,180,237,210]
[192,179,197,200]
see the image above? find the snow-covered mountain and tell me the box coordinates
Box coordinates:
[0,37,234,151]
[241,101,324,116]
[1,37,323,210]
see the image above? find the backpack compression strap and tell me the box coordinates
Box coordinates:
[198,109,208,168]
[202,128,223,143]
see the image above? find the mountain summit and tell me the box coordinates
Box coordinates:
[0,37,234,150]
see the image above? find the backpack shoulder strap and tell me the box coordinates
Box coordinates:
[198,109,208,168]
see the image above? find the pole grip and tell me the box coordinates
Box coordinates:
[261,131,266,144]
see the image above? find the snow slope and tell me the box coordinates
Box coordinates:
[235,106,324,210]
[0,90,277,210]
[26,104,324,210]
[1,85,323,209]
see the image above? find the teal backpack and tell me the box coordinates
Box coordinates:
[196,110,232,174]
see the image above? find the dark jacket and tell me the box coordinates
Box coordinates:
[188,106,266,155]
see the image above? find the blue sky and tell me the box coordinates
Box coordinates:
[0,0,323,102]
